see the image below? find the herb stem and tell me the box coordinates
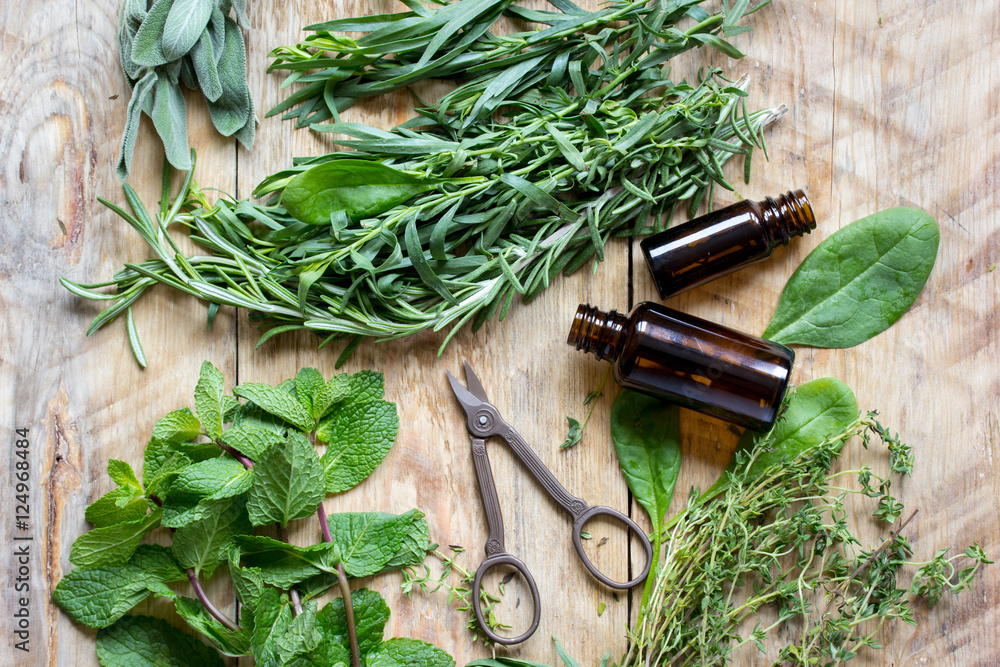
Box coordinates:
[187,568,240,632]
[337,563,361,667]
[217,440,254,469]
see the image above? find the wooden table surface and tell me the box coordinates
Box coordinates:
[2,0,998,664]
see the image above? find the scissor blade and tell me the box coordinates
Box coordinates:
[446,369,486,416]
[462,361,491,403]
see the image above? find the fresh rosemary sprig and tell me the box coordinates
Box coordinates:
[267,0,768,130]
[65,64,781,364]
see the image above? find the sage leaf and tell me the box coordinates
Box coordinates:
[150,73,192,171]
[367,638,455,667]
[69,509,162,568]
[161,0,213,62]
[316,588,390,656]
[96,615,224,667]
[234,381,315,431]
[702,377,859,501]
[318,398,399,493]
[207,16,251,136]
[282,160,448,225]
[117,70,157,181]
[172,496,251,577]
[190,28,223,102]
[194,360,225,440]
[609,390,681,529]
[130,0,175,67]
[763,207,940,348]
[247,432,325,527]
[53,545,185,628]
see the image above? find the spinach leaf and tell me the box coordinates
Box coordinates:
[282,160,452,225]
[701,377,858,501]
[610,390,682,529]
[764,207,939,347]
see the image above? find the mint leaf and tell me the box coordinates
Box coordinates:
[172,497,251,577]
[143,438,191,496]
[174,597,250,656]
[234,382,315,431]
[195,361,226,440]
[235,535,340,588]
[314,374,350,421]
[385,513,433,570]
[347,370,385,404]
[278,599,321,661]
[222,395,241,422]
[326,510,424,578]
[250,587,293,667]
[168,457,253,501]
[316,588,389,656]
[108,459,143,491]
[319,400,398,493]
[53,545,185,628]
[161,498,215,528]
[219,422,284,460]
[69,509,161,567]
[152,408,202,443]
[85,487,149,527]
[248,432,325,527]
[366,638,455,667]
[96,615,224,666]
[294,368,326,418]
[228,546,264,615]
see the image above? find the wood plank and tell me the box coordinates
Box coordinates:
[1,0,997,664]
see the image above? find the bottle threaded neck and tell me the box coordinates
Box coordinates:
[759,190,816,245]
[567,304,627,362]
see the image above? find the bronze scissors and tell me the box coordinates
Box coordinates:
[446,362,653,645]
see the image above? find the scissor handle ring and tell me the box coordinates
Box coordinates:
[471,553,541,646]
[571,505,653,589]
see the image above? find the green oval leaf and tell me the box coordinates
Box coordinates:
[763,207,940,347]
[161,0,213,61]
[281,160,445,225]
[609,390,682,529]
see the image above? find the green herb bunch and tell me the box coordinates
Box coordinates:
[610,380,990,665]
[53,362,455,667]
[267,0,766,130]
[66,63,781,365]
[117,0,256,181]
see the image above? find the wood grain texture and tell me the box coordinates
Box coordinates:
[1,0,997,665]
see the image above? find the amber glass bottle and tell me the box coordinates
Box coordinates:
[640,190,815,298]
[567,302,794,430]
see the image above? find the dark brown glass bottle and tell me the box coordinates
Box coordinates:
[567,302,794,430]
[640,190,815,298]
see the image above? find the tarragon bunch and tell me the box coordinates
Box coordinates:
[116,0,256,180]
[53,362,454,667]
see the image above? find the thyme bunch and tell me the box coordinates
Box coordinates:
[625,414,991,666]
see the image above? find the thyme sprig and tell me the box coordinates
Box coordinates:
[625,413,991,666]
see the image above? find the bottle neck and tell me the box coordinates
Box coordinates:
[567,304,628,362]
[758,190,816,246]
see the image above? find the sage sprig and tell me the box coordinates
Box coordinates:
[66,66,781,365]
[117,0,255,181]
[267,0,768,129]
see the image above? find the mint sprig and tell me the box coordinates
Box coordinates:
[54,361,452,667]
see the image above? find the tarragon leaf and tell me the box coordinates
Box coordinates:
[53,545,185,628]
[366,637,455,667]
[764,208,940,348]
[234,382,315,431]
[318,400,398,493]
[69,509,161,568]
[172,496,251,577]
[194,361,225,440]
[96,615,224,666]
[247,432,325,527]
